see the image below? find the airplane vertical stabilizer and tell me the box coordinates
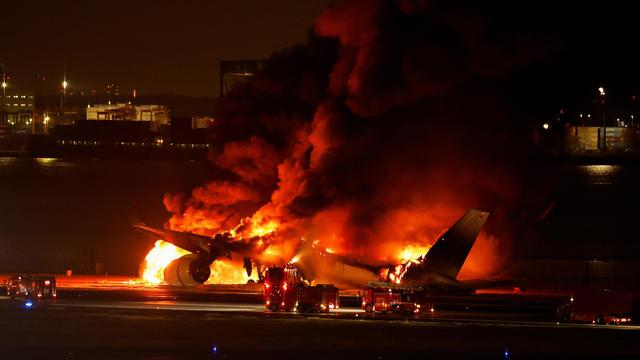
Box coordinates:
[404,209,490,282]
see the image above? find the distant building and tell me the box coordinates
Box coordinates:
[219,60,266,95]
[192,116,214,129]
[86,103,169,127]
[105,82,120,100]
[1,89,35,132]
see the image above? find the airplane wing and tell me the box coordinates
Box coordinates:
[133,223,211,254]
[133,222,254,260]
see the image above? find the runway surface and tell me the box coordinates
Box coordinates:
[0,282,637,359]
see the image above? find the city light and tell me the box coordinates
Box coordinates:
[542,123,550,130]
[598,87,605,96]
[1,82,6,88]
[63,81,68,89]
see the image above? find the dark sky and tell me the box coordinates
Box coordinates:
[2,0,332,97]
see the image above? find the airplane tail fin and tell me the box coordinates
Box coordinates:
[422,209,490,279]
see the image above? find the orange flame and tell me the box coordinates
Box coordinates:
[207,259,259,284]
[398,244,429,262]
[140,240,190,284]
[140,240,261,285]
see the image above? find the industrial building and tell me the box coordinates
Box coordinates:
[86,103,169,127]
[104,82,120,98]
[1,90,35,132]
[219,60,266,95]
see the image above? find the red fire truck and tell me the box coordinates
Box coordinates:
[264,265,339,313]
[296,284,340,313]
[7,275,57,300]
[557,289,632,325]
[362,281,430,314]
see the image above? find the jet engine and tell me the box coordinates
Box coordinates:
[163,254,211,286]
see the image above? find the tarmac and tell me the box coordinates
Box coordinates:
[0,282,638,359]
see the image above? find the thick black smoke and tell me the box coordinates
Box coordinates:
[164,0,619,277]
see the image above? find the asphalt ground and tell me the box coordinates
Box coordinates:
[0,286,637,359]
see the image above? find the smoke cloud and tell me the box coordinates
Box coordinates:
[163,0,557,279]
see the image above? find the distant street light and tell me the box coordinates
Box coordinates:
[542,123,550,130]
[599,86,606,151]
[1,80,5,125]
[61,79,68,124]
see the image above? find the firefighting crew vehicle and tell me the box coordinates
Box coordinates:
[6,275,57,300]
[557,289,632,325]
[362,281,431,314]
[264,265,339,313]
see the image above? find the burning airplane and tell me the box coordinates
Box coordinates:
[135,209,491,293]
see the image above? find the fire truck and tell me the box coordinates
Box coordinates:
[362,281,430,314]
[7,275,57,300]
[557,289,632,325]
[264,265,339,313]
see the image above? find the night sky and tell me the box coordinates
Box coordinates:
[3,0,640,274]
[2,1,640,103]
[2,0,332,97]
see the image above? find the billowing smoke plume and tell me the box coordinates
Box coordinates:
[164,0,555,279]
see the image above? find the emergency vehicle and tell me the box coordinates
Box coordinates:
[557,289,632,325]
[362,281,430,314]
[264,265,339,313]
[7,275,57,300]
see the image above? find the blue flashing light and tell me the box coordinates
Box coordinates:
[212,345,217,353]
[25,302,33,308]
[504,349,509,358]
